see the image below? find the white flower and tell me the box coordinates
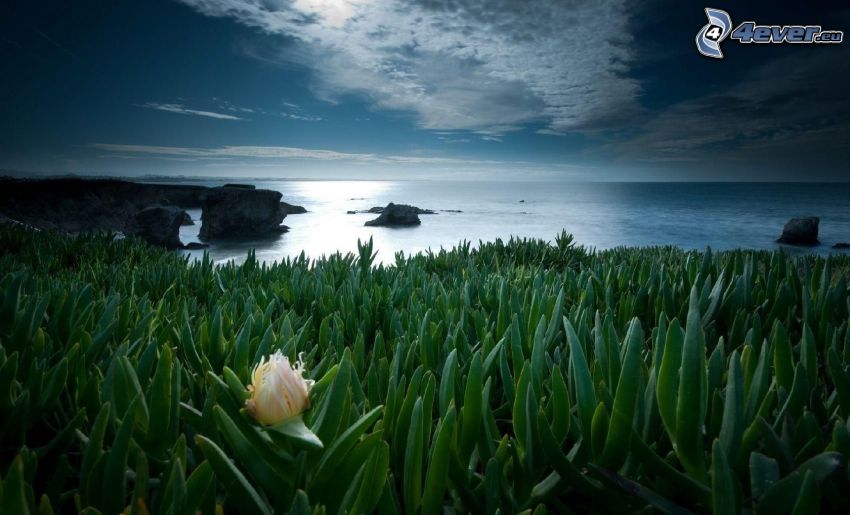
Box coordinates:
[245,351,314,426]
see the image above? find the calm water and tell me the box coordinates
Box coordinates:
[177,181,850,264]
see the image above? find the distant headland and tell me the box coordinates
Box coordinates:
[0,177,305,249]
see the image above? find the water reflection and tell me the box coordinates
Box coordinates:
[178,181,850,265]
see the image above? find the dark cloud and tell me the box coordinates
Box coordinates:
[602,49,850,175]
[178,0,641,134]
[1,0,847,179]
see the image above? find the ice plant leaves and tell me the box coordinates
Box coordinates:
[268,417,324,450]
[657,318,684,441]
[422,406,457,515]
[2,226,850,513]
[564,317,596,436]
[195,435,271,515]
[676,287,708,482]
[599,317,643,470]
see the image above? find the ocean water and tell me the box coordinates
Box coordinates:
[178,181,850,264]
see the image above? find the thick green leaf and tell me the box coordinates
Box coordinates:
[101,396,138,514]
[350,442,390,515]
[718,351,743,463]
[438,349,458,417]
[269,416,324,450]
[195,435,271,515]
[675,287,707,482]
[711,439,736,515]
[657,319,684,440]
[600,317,642,470]
[458,352,482,463]
[1,454,30,515]
[311,405,384,489]
[758,453,843,514]
[564,317,596,435]
[403,398,425,512]
[421,407,456,515]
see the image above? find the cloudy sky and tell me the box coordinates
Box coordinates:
[0,0,847,180]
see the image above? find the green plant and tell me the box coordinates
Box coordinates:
[1,225,849,514]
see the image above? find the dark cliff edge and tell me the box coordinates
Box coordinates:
[0,178,208,233]
[0,178,292,244]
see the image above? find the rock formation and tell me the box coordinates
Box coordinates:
[125,206,186,249]
[0,178,206,233]
[351,205,435,215]
[777,217,820,246]
[0,178,300,244]
[364,203,423,227]
[280,201,307,214]
[199,186,287,240]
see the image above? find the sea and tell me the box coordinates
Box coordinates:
[176,181,850,264]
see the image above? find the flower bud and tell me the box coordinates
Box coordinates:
[245,351,314,426]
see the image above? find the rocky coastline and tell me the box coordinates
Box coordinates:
[0,177,303,248]
[2,177,848,252]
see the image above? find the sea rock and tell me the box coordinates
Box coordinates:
[280,201,307,214]
[364,203,422,227]
[353,205,436,215]
[180,211,194,226]
[833,243,850,249]
[183,242,208,250]
[125,206,185,249]
[223,183,255,189]
[199,187,286,240]
[777,217,820,246]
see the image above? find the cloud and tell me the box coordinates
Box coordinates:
[177,0,640,135]
[282,112,322,121]
[214,98,256,114]
[89,142,514,166]
[139,102,245,120]
[280,101,322,121]
[87,141,597,179]
[437,136,471,144]
[605,51,850,168]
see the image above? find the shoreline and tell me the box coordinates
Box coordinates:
[2,177,849,260]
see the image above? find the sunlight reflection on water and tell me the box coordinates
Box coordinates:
[178,181,850,265]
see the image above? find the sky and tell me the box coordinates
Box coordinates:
[0,0,848,181]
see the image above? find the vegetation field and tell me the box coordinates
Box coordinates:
[1,225,850,514]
